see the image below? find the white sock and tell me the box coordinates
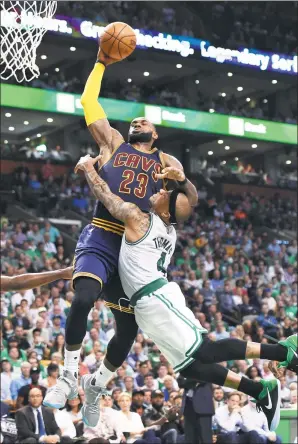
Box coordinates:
[64,348,81,379]
[95,362,115,386]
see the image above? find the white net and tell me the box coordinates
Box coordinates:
[0,1,57,82]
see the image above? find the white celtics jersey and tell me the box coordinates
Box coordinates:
[119,213,177,299]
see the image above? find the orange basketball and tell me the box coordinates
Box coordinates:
[100,22,137,61]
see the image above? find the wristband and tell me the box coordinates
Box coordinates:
[96,60,106,67]
[177,177,187,186]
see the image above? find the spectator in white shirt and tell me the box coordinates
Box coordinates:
[27,317,50,344]
[84,395,123,443]
[279,375,291,404]
[286,370,297,387]
[235,360,249,378]
[53,407,76,439]
[214,392,243,443]
[262,289,277,312]
[117,392,156,444]
[204,253,215,272]
[262,362,275,380]
[241,397,282,444]
[11,289,35,310]
[44,233,57,254]
[289,390,298,409]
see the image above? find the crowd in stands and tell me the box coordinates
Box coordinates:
[1,157,296,227]
[24,71,297,125]
[58,2,297,54]
[1,169,297,442]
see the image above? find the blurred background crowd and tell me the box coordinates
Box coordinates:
[1,180,297,442]
[58,2,298,54]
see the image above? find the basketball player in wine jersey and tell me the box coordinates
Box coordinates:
[44,44,198,426]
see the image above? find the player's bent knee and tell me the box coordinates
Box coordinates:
[74,276,102,308]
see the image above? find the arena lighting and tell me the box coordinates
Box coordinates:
[221,160,226,164]
[143,71,150,76]
[41,55,47,60]
[286,160,292,164]
[4,140,8,144]
[218,140,224,144]
[227,72,233,77]
[246,98,251,102]
[47,118,53,122]
[252,144,257,148]
[5,112,11,117]
[272,79,278,84]
[221,93,226,97]
[55,68,59,72]
[37,133,41,137]
[26,138,30,142]
[235,157,239,161]
[237,86,243,91]
[263,99,268,103]
[195,80,199,84]
[127,78,132,83]
[209,108,214,113]
[70,46,76,51]
[208,151,213,155]
[176,63,182,68]
[24,121,29,125]
[8,126,14,131]
[225,146,230,150]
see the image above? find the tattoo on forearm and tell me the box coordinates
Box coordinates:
[85,168,131,222]
[85,168,150,236]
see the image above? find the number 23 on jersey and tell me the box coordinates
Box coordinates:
[119,169,148,198]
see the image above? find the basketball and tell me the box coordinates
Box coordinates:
[100,22,137,61]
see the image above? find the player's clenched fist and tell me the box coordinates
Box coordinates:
[156,166,186,182]
[74,154,102,174]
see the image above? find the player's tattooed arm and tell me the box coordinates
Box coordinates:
[158,153,198,206]
[75,155,150,242]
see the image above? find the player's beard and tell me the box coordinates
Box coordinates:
[128,131,153,144]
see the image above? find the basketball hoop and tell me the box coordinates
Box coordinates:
[0,1,57,83]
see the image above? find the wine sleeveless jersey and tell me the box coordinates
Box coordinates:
[73,142,165,307]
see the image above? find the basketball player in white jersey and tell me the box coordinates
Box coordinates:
[75,154,298,431]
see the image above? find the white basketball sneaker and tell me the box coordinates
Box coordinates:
[81,374,109,427]
[43,369,78,409]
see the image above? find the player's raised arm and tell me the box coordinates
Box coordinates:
[158,153,198,206]
[0,267,73,292]
[80,49,124,154]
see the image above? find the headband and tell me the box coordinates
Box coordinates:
[169,189,187,224]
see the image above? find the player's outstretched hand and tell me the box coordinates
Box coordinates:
[60,266,73,280]
[156,166,186,182]
[97,47,118,66]
[74,154,102,174]
[268,360,284,379]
